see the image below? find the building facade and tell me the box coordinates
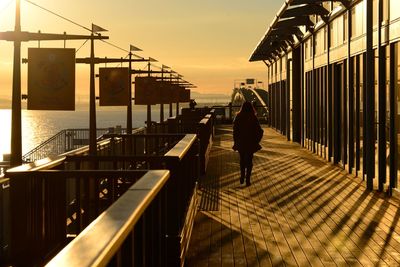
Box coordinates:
[250,0,400,194]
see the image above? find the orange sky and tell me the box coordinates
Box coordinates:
[0,0,282,100]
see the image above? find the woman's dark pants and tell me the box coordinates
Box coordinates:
[239,152,253,185]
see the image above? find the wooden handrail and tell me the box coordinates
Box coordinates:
[46,170,170,267]
[164,134,197,160]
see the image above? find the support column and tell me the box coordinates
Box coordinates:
[292,48,301,143]
[327,24,333,161]
[365,0,375,190]
[378,0,386,191]
[89,35,97,156]
[389,43,398,193]
[348,8,355,174]
[147,63,152,132]
[127,52,133,135]
[301,43,305,147]
[10,0,21,166]
[286,57,291,141]
[268,66,271,127]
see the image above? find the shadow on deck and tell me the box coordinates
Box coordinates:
[186,125,400,266]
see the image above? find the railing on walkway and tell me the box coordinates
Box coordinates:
[211,104,269,124]
[2,108,216,266]
[4,133,200,266]
[46,170,170,267]
[22,127,144,163]
[48,134,199,266]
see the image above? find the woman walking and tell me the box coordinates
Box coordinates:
[233,101,263,186]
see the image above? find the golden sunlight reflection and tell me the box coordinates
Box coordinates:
[0,0,13,14]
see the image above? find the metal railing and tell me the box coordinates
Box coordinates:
[22,127,145,163]
[6,168,151,266]
[2,109,217,266]
[54,134,199,266]
[211,104,269,124]
[4,133,200,266]
[46,170,170,267]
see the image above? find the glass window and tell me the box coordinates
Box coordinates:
[310,38,314,57]
[390,0,400,22]
[343,13,348,42]
[351,8,357,38]
[337,16,343,45]
[355,2,365,36]
[330,21,336,48]
[373,0,378,27]
[305,42,308,60]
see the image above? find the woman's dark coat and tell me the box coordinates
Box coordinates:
[233,112,263,153]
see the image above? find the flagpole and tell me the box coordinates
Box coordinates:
[176,75,180,117]
[89,33,97,156]
[169,72,173,117]
[127,51,133,135]
[160,66,164,123]
[147,61,152,132]
[10,0,22,166]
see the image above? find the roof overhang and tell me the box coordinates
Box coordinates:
[249,0,350,62]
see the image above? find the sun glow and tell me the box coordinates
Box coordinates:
[0,0,13,12]
[0,0,14,28]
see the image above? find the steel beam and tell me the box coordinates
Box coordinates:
[275,16,314,29]
[281,4,329,19]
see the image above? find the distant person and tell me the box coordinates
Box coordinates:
[232,101,263,186]
[189,99,197,110]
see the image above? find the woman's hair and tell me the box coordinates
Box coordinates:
[239,101,256,114]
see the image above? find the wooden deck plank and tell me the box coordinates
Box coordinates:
[186,126,400,267]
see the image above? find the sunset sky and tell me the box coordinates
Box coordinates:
[0,0,282,101]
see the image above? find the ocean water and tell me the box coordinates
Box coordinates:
[0,104,179,161]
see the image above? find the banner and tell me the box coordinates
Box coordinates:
[134,76,159,105]
[28,48,75,110]
[158,81,173,104]
[179,87,191,102]
[170,84,181,103]
[99,67,130,106]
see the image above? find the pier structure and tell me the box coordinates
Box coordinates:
[3,0,400,266]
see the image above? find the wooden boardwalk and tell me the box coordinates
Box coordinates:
[185,125,400,266]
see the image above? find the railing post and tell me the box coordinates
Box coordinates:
[164,157,181,266]
[168,117,178,134]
